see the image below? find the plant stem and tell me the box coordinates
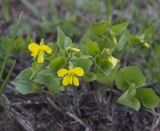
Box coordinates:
[65,87,70,110]
[0,61,16,94]
[73,86,78,110]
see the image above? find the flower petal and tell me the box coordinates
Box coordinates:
[31,51,39,57]
[28,43,39,52]
[73,75,79,86]
[37,50,44,63]
[62,75,70,86]
[71,67,84,76]
[68,75,73,85]
[57,69,69,77]
[40,45,52,54]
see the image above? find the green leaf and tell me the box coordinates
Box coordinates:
[97,66,118,85]
[111,21,129,34]
[86,39,100,56]
[57,27,71,49]
[30,62,44,80]
[48,42,58,51]
[91,21,108,36]
[95,49,119,75]
[117,87,140,111]
[83,72,97,82]
[12,68,40,94]
[95,59,113,74]
[72,59,92,73]
[116,32,128,51]
[34,69,65,94]
[136,88,160,109]
[115,66,146,91]
[71,55,92,61]
[47,43,59,60]
[49,56,67,74]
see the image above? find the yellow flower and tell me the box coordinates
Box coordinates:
[57,67,84,86]
[28,42,52,63]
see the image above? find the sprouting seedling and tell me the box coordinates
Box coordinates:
[28,39,52,63]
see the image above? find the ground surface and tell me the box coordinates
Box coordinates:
[0,0,160,131]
